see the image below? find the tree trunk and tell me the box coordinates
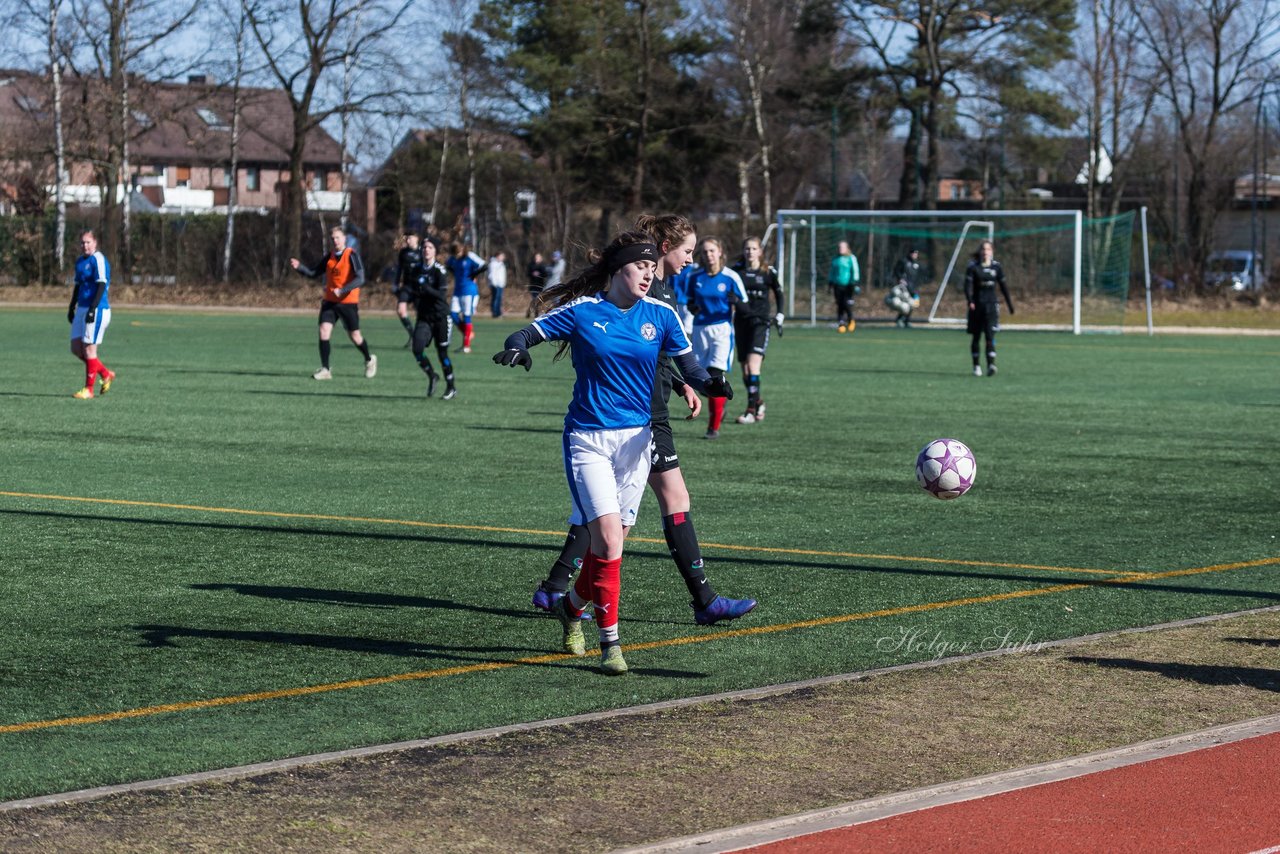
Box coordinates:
[49,0,66,273]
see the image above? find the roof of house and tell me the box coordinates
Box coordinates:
[0,69,343,169]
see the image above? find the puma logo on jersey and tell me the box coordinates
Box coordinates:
[593,321,610,333]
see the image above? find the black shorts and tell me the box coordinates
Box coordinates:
[413,315,452,350]
[649,419,680,473]
[319,301,360,331]
[967,301,999,336]
[735,315,771,362]
[394,286,414,304]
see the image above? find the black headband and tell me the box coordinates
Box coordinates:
[605,243,659,276]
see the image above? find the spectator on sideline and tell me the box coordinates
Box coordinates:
[828,240,860,333]
[494,230,732,674]
[546,250,566,289]
[732,236,784,424]
[488,250,508,318]
[291,224,377,381]
[68,229,116,399]
[964,239,1015,376]
[526,251,549,318]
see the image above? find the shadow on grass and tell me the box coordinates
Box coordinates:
[170,368,301,378]
[7,507,1280,606]
[1225,637,1280,648]
[192,582,535,619]
[246,389,431,402]
[468,425,563,434]
[1066,655,1280,691]
[136,623,547,661]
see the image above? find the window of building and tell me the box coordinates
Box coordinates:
[245,167,260,192]
[950,183,970,200]
[131,110,153,129]
[175,165,192,188]
[312,171,326,191]
[196,108,230,131]
[219,167,233,188]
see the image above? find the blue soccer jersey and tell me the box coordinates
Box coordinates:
[446,252,485,297]
[533,294,692,432]
[669,264,697,307]
[75,251,111,308]
[690,267,746,326]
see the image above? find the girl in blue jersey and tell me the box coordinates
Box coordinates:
[67,230,116,398]
[688,238,748,439]
[446,242,487,353]
[494,231,732,675]
[530,214,757,628]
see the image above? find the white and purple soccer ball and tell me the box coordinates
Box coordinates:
[915,439,976,500]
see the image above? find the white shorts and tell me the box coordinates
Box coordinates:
[451,294,480,319]
[71,306,111,345]
[677,305,694,336]
[692,322,734,372]
[564,426,652,527]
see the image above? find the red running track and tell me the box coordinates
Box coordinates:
[749,731,1280,854]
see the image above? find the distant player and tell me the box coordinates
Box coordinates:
[828,240,860,333]
[887,246,923,328]
[393,231,424,345]
[688,237,747,439]
[732,236,784,424]
[964,239,1015,376]
[446,242,486,353]
[408,239,458,400]
[526,251,549,318]
[68,229,116,399]
[494,230,733,674]
[291,225,377,380]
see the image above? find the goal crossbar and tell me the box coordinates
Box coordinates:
[775,209,1086,334]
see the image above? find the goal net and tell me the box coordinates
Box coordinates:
[770,210,1136,333]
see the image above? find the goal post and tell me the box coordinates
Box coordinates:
[773,209,1136,334]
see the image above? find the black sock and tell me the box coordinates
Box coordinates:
[319,339,331,368]
[663,512,716,607]
[417,356,437,378]
[747,374,760,410]
[357,340,372,361]
[542,524,590,592]
[439,352,454,383]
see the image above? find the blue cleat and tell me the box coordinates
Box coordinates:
[532,586,592,621]
[692,595,757,626]
[531,586,563,612]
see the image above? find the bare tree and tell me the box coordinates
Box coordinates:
[1135,0,1280,278]
[67,0,202,273]
[245,0,413,269]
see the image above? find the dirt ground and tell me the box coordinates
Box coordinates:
[2,609,1278,853]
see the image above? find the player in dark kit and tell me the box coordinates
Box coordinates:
[407,238,457,399]
[732,236,784,424]
[963,239,1014,376]
[394,232,424,346]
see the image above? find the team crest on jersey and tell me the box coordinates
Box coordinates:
[717,283,726,292]
[640,322,657,341]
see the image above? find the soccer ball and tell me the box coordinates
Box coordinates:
[915,439,976,500]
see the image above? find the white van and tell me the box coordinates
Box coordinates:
[1205,250,1265,291]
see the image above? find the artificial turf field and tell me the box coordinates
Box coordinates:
[1,305,1277,803]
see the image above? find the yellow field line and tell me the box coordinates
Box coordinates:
[0,490,1112,575]
[3,556,1277,735]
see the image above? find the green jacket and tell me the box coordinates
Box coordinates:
[828,253,860,286]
